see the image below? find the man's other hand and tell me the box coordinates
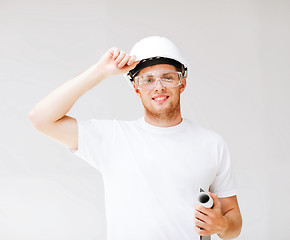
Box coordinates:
[193,192,228,237]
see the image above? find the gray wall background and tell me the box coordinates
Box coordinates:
[1,0,289,239]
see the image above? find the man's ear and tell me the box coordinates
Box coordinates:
[133,82,141,97]
[180,77,187,94]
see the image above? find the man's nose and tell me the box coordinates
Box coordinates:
[153,78,166,90]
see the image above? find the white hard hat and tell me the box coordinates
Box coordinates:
[124,36,188,85]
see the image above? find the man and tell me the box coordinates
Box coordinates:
[29,36,242,240]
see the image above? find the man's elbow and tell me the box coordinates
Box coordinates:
[28,111,51,132]
[236,213,243,237]
[28,111,43,130]
[28,111,39,128]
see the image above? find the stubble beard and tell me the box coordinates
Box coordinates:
[143,97,181,121]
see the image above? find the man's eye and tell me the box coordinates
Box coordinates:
[162,76,173,81]
[144,78,154,83]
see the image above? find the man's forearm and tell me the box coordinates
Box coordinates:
[29,63,105,126]
[218,209,242,239]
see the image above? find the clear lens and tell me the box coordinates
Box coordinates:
[134,70,182,91]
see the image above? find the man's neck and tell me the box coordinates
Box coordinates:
[144,113,183,127]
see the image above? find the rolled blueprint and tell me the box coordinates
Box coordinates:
[197,192,213,209]
[198,189,212,240]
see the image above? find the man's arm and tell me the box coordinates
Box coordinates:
[217,195,242,239]
[194,192,242,239]
[28,48,139,150]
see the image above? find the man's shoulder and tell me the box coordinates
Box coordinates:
[185,119,224,142]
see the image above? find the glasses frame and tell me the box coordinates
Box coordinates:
[134,70,183,91]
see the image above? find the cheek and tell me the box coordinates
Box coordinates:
[173,89,181,97]
[139,93,150,103]
[139,91,151,100]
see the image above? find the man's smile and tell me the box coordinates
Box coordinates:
[152,95,169,102]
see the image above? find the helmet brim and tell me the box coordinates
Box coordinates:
[127,56,187,82]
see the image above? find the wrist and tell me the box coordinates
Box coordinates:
[90,62,108,80]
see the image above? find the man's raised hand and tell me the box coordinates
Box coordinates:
[96,47,139,79]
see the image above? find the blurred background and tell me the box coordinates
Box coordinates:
[0,0,289,239]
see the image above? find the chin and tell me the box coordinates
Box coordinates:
[145,103,180,119]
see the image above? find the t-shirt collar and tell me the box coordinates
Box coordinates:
[138,116,188,134]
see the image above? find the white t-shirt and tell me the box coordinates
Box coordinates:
[70,117,237,240]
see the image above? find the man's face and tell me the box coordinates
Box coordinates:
[133,64,186,119]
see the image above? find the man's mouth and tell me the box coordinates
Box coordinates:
[152,95,169,102]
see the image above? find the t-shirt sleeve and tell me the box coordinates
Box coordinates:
[209,136,238,198]
[69,118,115,172]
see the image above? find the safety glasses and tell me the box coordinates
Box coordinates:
[134,70,183,91]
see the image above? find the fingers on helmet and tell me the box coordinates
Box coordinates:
[115,51,126,64]
[118,53,131,68]
[127,55,137,66]
[113,48,120,60]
